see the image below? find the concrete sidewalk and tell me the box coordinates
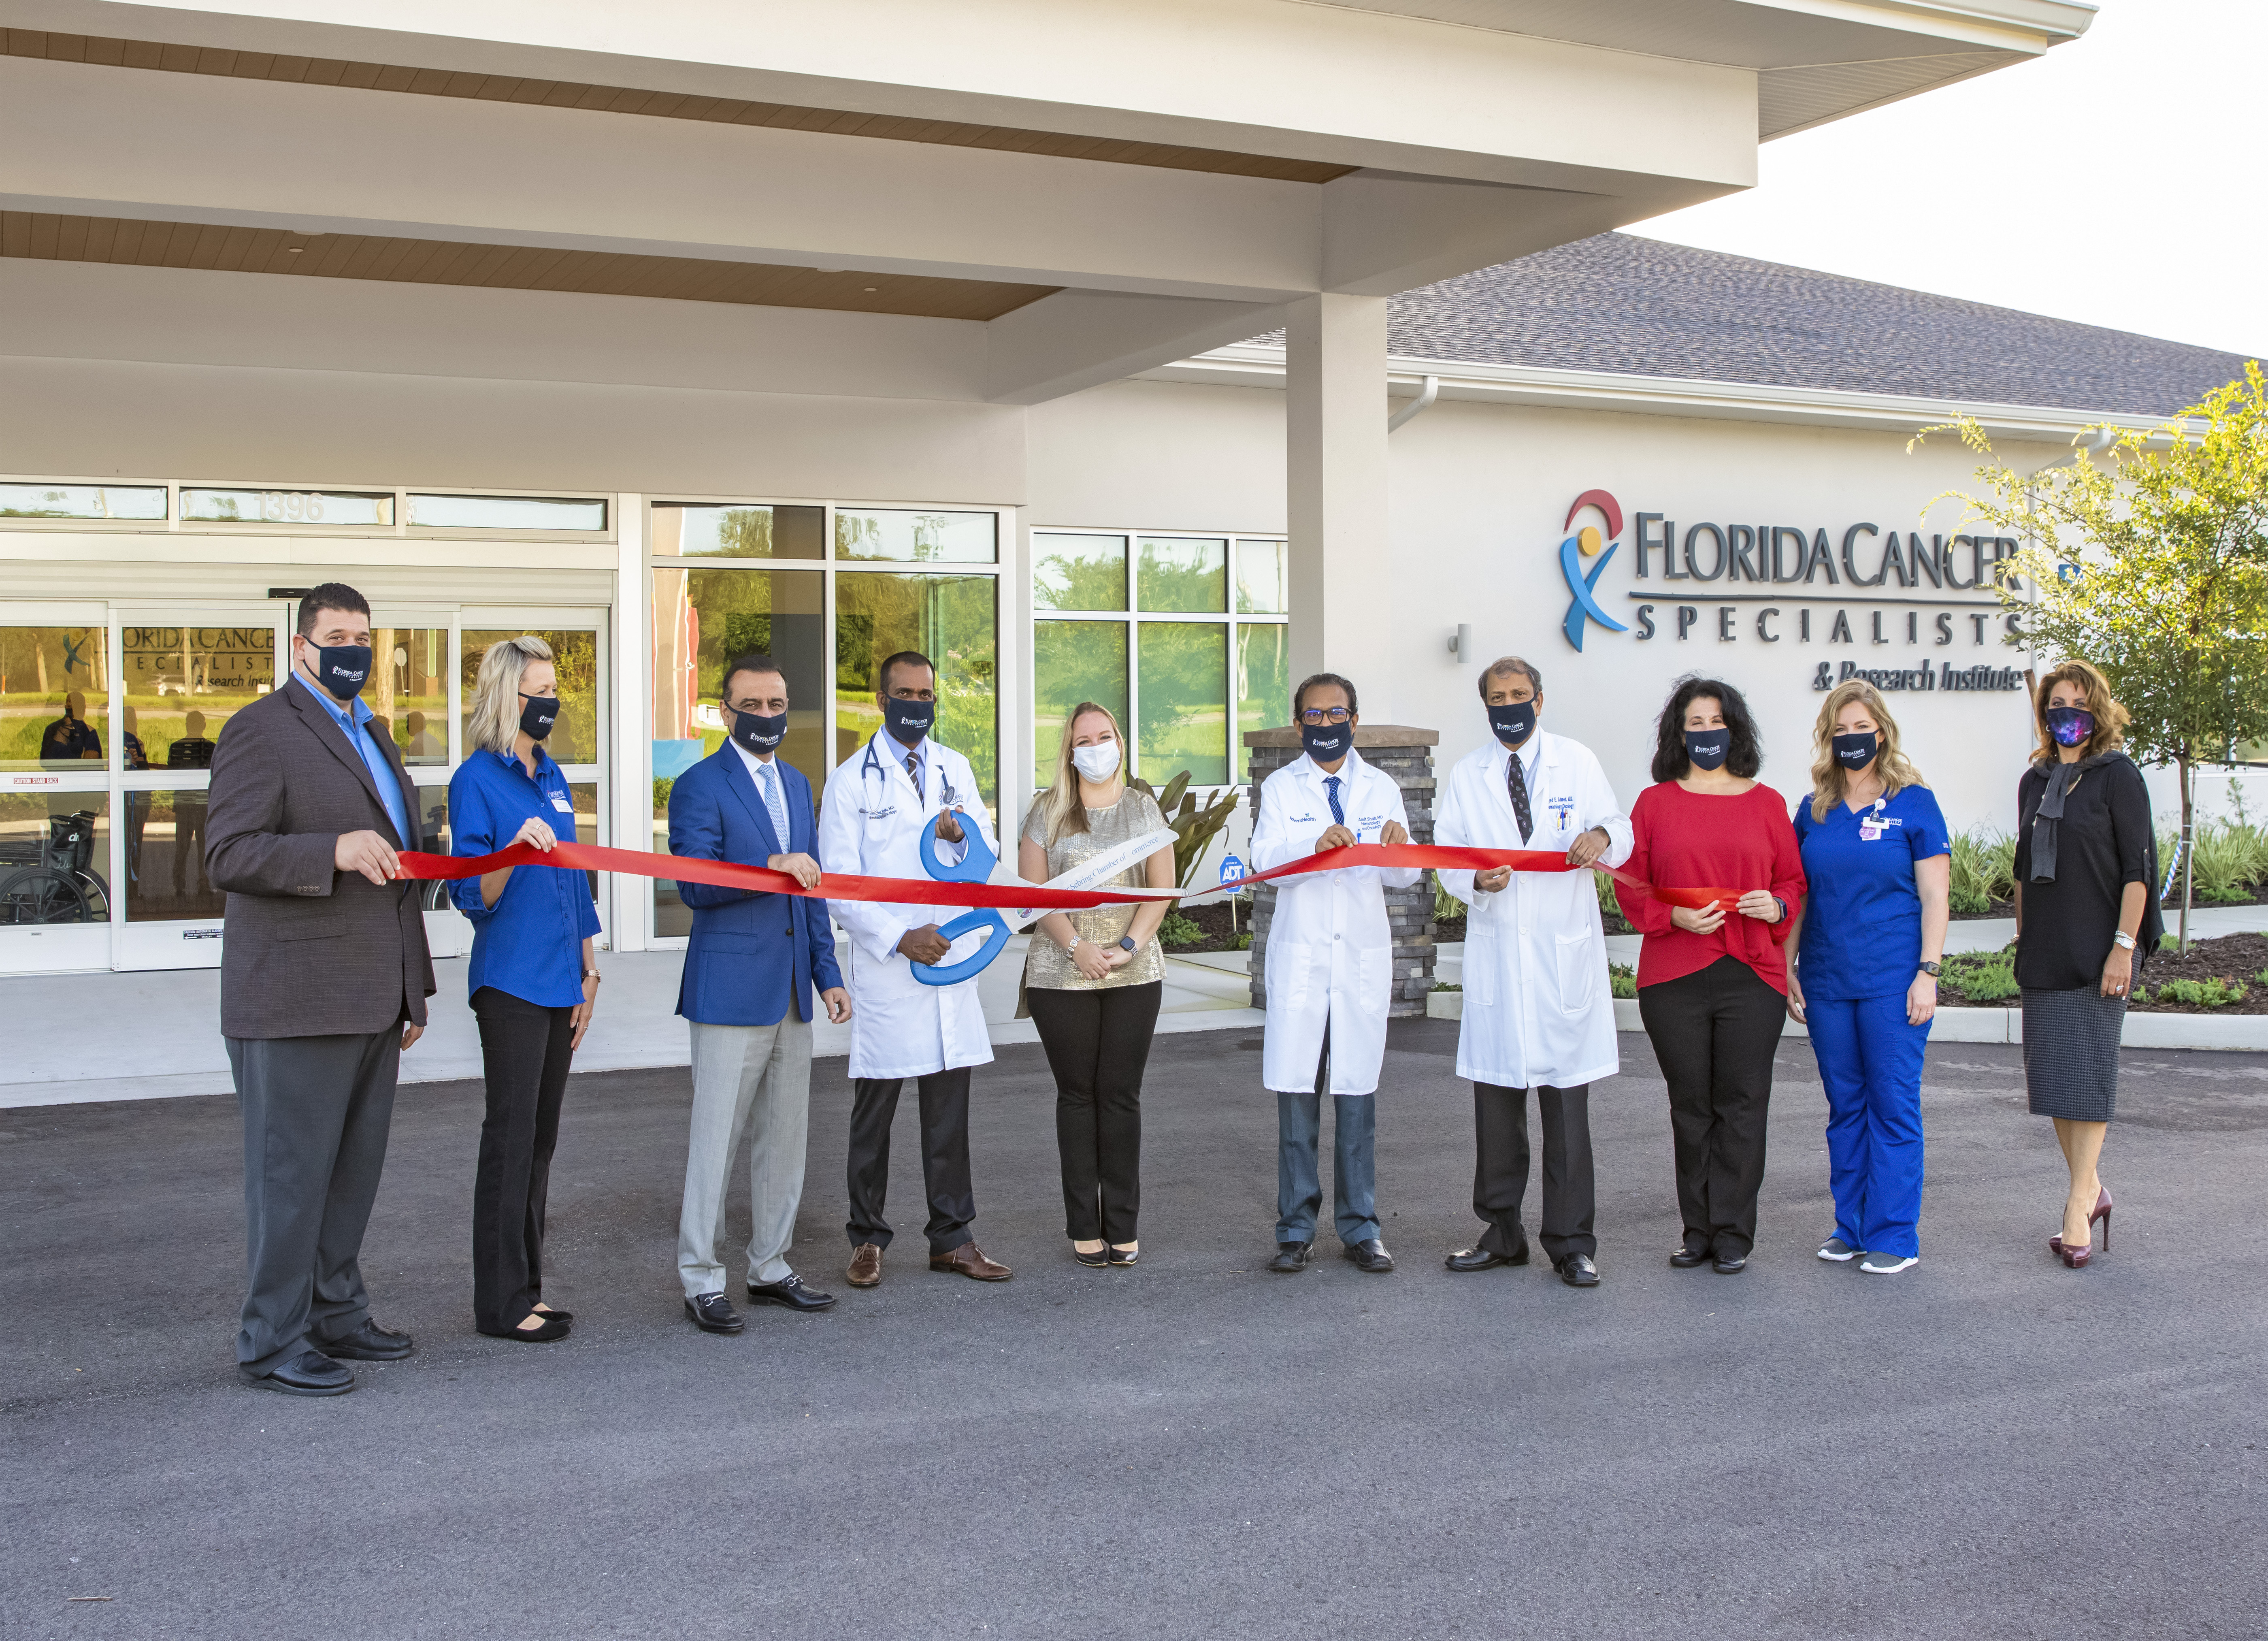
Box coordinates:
[4,1025,2265,1638]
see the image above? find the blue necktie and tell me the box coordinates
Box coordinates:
[1324,775,1344,826]
[758,759,788,847]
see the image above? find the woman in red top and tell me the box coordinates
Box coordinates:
[1616,677,1806,1274]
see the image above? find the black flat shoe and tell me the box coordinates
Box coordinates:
[1073,1244,1110,1268]
[1670,1247,1711,1269]
[319,1319,413,1361]
[1343,1238,1395,1274]
[1712,1253,1748,1274]
[1108,1245,1139,1267]
[1268,1240,1316,1273]
[685,1292,744,1334]
[532,1304,574,1323]
[746,1273,835,1311]
[242,1349,353,1396]
[483,1313,570,1342]
[1445,1245,1528,1272]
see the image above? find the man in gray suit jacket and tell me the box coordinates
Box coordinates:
[207,583,435,1395]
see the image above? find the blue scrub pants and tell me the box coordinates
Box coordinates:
[1804,992,1929,1258]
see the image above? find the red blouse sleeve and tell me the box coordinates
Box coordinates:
[1615,786,1677,935]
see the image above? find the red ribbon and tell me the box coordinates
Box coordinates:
[397,840,1739,914]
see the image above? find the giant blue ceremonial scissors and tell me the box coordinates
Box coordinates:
[910,810,1012,986]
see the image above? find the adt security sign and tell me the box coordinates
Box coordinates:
[1218,853,1245,887]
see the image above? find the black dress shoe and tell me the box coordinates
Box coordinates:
[1445,1244,1528,1272]
[1268,1240,1316,1273]
[1073,1244,1110,1268]
[1555,1253,1600,1287]
[1343,1238,1395,1274]
[319,1319,413,1361]
[685,1292,744,1334]
[243,1349,354,1396]
[1670,1247,1711,1268]
[1712,1253,1748,1274]
[746,1272,836,1311]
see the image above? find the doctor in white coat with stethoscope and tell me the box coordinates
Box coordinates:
[1434,655,1631,1289]
[817,650,1014,1291]
[1249,670,1420,1277]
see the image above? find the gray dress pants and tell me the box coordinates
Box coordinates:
[678,1016,813,1296]
[226,1029,401,1374]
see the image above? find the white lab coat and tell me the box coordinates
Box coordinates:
[816,729,998,1080]
[1250,748,1421,1095]
[1435,730,1632,1090]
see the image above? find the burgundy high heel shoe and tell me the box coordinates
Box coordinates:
[2048,1185,2113,1268]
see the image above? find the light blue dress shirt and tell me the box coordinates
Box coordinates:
[293,674,415,845]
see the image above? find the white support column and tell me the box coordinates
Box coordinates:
[611,493,651,952]
[1284,293,1394,718]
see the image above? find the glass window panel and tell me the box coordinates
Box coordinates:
[0,627,111,772]
[1033,533,1127,612]
[1235,539,1289,614]
[406,780,458,911]
[835,509,997,564]
[1137,537,1227,613]
[1034,620,1128,789]
[650,503,825,559]
[408,494,607,531]
[368,627,449,766]
[568,780,602,906]
[835,573,998,810]
[1136,622,1227,786]
[0,792,111,925]
[0,483,167,521]
[462,629,599,765]
[181,488,394,526]
[123,788,227,922]
[1236,623,1291,782]
[121,624,277,767]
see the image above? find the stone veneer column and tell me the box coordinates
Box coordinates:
[1242,724,1439,1018]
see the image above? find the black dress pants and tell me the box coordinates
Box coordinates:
[846,1067,976,1255]
[470,986,575,1334]
[1636,956,1787,1260]
[1473,1082,1595,1262]
[1027,981,1162,1244]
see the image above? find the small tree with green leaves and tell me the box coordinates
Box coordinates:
[1916,361,2268,948]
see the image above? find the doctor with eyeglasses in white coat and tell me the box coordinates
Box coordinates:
[1249,670,1420,1277]
[1434,655,1631,1288]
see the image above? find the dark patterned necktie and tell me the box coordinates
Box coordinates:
[905,750,920,795]
[1324,776,1344,825]
[1507,751,1533,844]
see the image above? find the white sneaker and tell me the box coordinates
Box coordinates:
[1817,1237,1859,1262]
[1859,1251,1918,1274]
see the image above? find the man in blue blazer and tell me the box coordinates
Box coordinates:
[670,654,851,1334]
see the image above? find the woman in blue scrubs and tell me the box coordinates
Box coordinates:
[1785,681,1950,1275]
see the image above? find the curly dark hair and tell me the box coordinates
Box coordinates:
[1650,675,1762,783]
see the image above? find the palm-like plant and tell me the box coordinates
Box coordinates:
[1128,770,1242,891]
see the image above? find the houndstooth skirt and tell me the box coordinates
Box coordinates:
[2021,985,2127,1121]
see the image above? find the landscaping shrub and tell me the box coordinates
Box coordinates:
[2151,976,2249,1008]
[1610,962,1636,1000]
[1938,945,2019,1003]
[1946,827,2017,914]
[1158,911,1203,948]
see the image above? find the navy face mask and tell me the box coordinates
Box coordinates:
[1683,728,1731,771]
[518,693,561,741]
[883,695,936,745]
[1488,699,1538,748]
[1831,729,1880,771]
[1301,719,1351,763]
[2044,705,2094,748]
[730,705,788,754]
[304,640,372,700]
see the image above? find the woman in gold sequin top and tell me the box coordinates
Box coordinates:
[1018,702,1177,1268]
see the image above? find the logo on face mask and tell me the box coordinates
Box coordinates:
[305,640,372,699]
[1488,698,1538,748]
[1684,729,1731,771]
[519,693,561,741]
[1830,729,1880,771]
[883,695,936,746]
[1301,721,1350,763]
[1557,489,1631,653]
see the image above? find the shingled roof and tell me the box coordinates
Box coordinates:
[1372,233,2254,418]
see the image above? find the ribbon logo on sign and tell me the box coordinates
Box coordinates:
[1558,488,1631,653]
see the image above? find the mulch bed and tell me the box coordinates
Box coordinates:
[1158,897,1256,955]
[1937,931,2268,1014]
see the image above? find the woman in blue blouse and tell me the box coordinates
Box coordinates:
[1784,681,1949,1276]
[449,636,603,1341]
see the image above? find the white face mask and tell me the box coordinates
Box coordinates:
[1071,740,1122,782]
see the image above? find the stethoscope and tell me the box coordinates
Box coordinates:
[859,735,959,812]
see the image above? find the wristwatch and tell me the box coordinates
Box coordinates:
[1119,936,1137,952]
[2113,931,2137,951]
[1917,961,1941,977]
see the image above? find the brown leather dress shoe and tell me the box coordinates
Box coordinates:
[929,1242,1012,1281]
[847,1243,883,1288]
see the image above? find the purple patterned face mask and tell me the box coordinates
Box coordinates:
[2044,705,2094,747]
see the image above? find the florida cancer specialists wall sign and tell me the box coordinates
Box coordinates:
[1554,489,2025,692]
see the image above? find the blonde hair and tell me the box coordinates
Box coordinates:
[1808,680,1927,821]
[467,634,554,754]
[1033,701,1125,847]
[2032,658,2129,764]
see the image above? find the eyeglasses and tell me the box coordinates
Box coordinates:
[1299,707,1352,725]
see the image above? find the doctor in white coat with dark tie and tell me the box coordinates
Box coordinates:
[1434,656,1631,1287]
[817,650,1013,1290]
[1250,671,1420,1276]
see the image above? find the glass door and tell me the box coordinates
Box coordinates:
[0,605,116,973]
[368,608,465,957]
[113,604,289,970]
